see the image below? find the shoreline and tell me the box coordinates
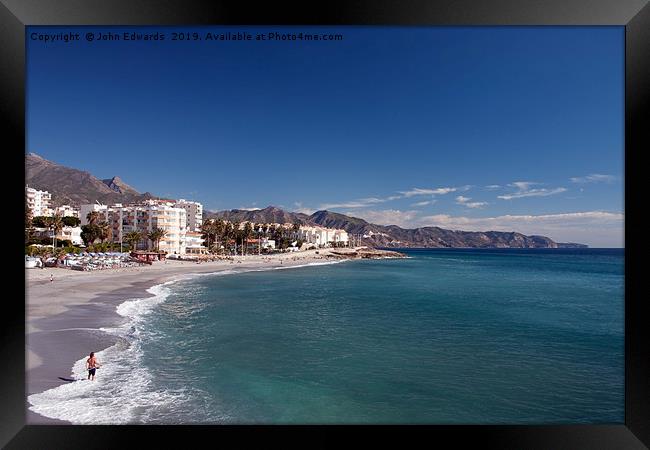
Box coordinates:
[26,247,405,424]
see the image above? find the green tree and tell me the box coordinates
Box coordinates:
[213,219,225,253]
[221,222,234,254]
[62,216,81,227]
[201,219,216,252]
[42,213,64,248]
[86,211,101,226]
[31,216,47,228]
[25,207,35,244]
[80,224,100,246]
[124,231,143,252]
[292,222,301,241]
[242,222,253,256]
[97,221,111,243]
[231,221,241,254]
[147,228,167,252]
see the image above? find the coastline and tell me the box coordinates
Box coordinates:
[26,247,404,424]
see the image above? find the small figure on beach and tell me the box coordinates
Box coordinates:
[50,274,54,283]
[86,352,100,381]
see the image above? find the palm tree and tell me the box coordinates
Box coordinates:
[201,219,216,252]
[242,222,253,256]
[231,221,241,254]
[213,219,225,253]
[25,206,35,244]
[147,228,167,252]
[51,213,64,248]
[97,221,111,243]
[124,231,143,252]
[221,222,233,255]
[292,222,301,241]
[86,211,101,226]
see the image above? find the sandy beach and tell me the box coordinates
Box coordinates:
[26,247,402,424]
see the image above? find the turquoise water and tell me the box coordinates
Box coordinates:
[29,249,624,424]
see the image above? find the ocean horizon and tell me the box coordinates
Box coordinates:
[28,248,624,424]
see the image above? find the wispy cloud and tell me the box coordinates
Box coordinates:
[318,186,460,210]
[498,181,567,200]
[498,187,567,200]
[511,181,537,191]
[485,184,501,190]
[455,195,488,209]
[319,200,383,209]
[399,187,457,198]
[412,200,437,207]
[570,174,617,184]
[293,202,316,215]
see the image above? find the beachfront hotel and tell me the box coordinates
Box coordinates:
[299,225,349,247]
[33,226,83,245]
[25,185,53,217]
[174,199,203,232]
[80,200,191,254]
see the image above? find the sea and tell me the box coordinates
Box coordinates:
[28,248,624,424]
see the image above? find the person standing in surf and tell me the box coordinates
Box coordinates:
[86,352,100,381]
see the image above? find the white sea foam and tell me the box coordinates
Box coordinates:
[28,281,189,424]
[28,260,346,424]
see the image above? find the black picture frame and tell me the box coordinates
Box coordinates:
[2,1,647,448]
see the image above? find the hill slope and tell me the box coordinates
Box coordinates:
[207,206,311,225]
[25,153,156,207]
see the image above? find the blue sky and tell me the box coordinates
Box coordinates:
[27,26,624,246]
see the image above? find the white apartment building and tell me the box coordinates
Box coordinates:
[185,231,207,255]
[80,200,188,254]
[54,205,79,218]
[299,226,349,247]
[174,199,203,232]
[33,226,83,246]
[25,185,53,217]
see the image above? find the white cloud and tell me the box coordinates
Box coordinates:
[498,187,567,200]
[510,181,537,191]
[416,211,624,247]
[318,186,459,210]
[485,185,501,190]
[412,200,437,207]
[455,195,488,209]
[319,200,381,209]
[293,202,315,215]
[344,209,421,228]
[399,187,457,198]
[570,174,617,184]
[498,181,567,200]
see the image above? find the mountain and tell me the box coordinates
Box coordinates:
[207,206,586,248]
[206,206,311,225]
[307,210,564,248]
[101,176,140,196]
[25,153,157,207]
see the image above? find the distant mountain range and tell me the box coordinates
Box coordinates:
[207,206,587,249]
[25,153,587,248]
[26,153,159,206]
